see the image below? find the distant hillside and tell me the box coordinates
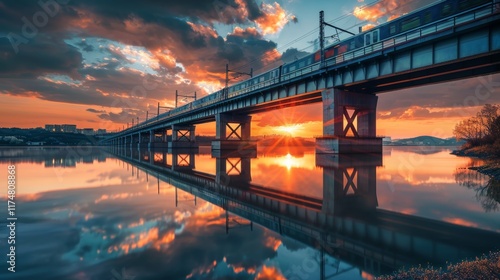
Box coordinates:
[386,136,464,146]
[0,128,100,146]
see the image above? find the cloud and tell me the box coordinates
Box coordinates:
[86,108,106,113]
[255,2,297,35]
[353,0,435,29]
[0,36,83,79]
[0,0,296,128]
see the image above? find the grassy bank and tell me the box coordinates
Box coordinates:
[452,143,500,180]
[378,251,500,280]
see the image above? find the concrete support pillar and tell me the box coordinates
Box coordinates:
[317,154,381,216]
[215,156,252,185]
[317,88,382,154]
[212,113,256,150]
[149,149,154,165]
[171,151,195,171]
[169,125,197,149]
[162,130,167,142]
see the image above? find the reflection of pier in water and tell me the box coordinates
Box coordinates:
[106,146,500,277]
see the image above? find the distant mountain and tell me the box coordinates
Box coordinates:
[386,136,465,146]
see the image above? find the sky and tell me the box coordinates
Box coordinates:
[0,0,499,139]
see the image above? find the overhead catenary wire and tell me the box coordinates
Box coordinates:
[229,0,426,75]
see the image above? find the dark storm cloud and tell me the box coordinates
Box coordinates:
[0,35,82,79]
[0,0,296,116]
[71,0,262,25]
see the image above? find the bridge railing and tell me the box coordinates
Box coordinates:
[325,3,495,68]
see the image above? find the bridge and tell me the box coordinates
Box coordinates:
[105,146,500,277]
[102,3,500,154]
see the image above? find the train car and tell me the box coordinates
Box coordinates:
[315,0,492,64]
[172,0,494,117]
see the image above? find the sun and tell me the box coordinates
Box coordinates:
[275,124,303,136]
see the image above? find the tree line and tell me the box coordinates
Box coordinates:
[453,104,500,149]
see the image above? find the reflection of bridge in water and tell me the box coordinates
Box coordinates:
[106,146,500,277]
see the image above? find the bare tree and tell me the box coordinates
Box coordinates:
[454,104,500,146]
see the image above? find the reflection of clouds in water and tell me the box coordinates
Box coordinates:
[255,265,286,280]
[11,180,301,280]
[94,192,144,203]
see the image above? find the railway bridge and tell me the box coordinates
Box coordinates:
[103,3,500,153]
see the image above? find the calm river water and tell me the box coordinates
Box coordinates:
[0,146,498,280]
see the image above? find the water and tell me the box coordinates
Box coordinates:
[0,146,498,280]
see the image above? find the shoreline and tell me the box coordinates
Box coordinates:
[377,251,500,280]
[451,147,500,181]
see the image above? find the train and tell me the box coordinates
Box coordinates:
[141,0,495,127]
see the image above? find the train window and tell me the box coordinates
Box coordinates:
[423,12,432,24]
[373,30,379,43]
[350,41,355,50]
[338,44,347,54]
[390,24,396,34]
[325,48,335,58]
[459,0,486,11]
[441,4,453,16]
[401,16,421,32]
[365,33,371,46]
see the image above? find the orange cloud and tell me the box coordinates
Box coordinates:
[188,202,226,227]
[261,49,282,66]
[255,2,296,35]
[108,227,176,254]
[353,0,400,22]
[442,217,479,228]
[232,26,261,38]
[153,49,178,69]
[361,23,377,32]
[255,266,286,280]
[94,192,144,203]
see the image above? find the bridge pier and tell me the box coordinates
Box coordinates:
[212,113,256,150]
[316,89,382,154]
[171,150,195,171]
[149,129,169,149]
[169,125,197,149]
[318,153,381,216]
[215,155,252,186]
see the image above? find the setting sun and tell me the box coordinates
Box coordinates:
[275,124,303,136]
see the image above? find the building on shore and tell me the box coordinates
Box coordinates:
[82,128,95,135]
[45,124,77,133]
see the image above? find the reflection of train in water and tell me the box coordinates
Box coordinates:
[144,0,496,126]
